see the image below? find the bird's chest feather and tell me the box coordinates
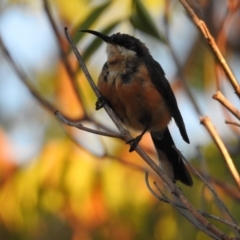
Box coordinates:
[97,60,172,131]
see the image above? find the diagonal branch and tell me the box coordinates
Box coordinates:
[179,0,240,98]
[225,121,240,128]
[0,37,57,113]
[43,0,85,113]
[213,91,240,121]
[55,110,121,138]
[146,171,240,233]
[173,146,238,225]
[200,116,240,190]
[163,1,203,116]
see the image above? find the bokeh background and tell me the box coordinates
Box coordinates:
[0,0,240,239]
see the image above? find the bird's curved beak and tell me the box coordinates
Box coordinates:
[80,30,112,43]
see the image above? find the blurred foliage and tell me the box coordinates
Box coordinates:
[1,0,240,239]
[72,1,112,44]
[1,131,240,239]
[129,0,166,42]
[184,39,215,90]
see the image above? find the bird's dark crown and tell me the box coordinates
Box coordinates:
[109,33,150,57]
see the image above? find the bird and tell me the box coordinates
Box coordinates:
[80,30,193,187]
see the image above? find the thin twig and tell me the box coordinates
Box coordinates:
[163,1,202,116]
[196,146,240,236]
[211,178,240,202]
[0,36,92,125]
[145,171,171,202]
[147,172,215,234]
[0,37,56,113]
[213,91,240,121]
[55,110,121,138]
[200,116,240,190]
[153,180,224,239]
[43,0,85,112]
[173,146,238,225]
[225,121,240,128]
[151,180,214,235]
[213,4,240,136]
[63,125,149,173]
[64,28,100,97]
[178,0,240,98]
[214,2,235,90]
[146,172,240,233]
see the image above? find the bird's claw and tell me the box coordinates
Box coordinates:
[95,96,107,110]
[126,136,141,152]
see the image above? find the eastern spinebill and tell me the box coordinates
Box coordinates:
[81,30,193,187]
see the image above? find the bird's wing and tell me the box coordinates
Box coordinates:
[144,57,189,143]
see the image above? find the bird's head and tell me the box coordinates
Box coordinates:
[80,30,150,60]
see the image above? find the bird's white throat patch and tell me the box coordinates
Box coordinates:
[106,43,136,61]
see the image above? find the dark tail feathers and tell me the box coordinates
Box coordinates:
[151,128,193,186]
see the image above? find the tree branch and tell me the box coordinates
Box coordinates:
[43,0,85,113]
[225,121,240,128]
[200,116,240,190]
[163,1,203,116]
[179,0,240,98]
[213,91,240,121]
[0,37,57,113]
[55,110,121,138]
[174,146,238,225]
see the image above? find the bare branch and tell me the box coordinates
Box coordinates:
[173,146,238,225]
[64,28,100,98]
[225,121,240,128]
[163,1,203,116]
[178,0,240,98]
[43,0,85,113]
[145,171,172,202]
[63,124,149,173]
[0,37,57,113]
[153,180,230,239]
[55,110,121,138]
[147,172,240,233]
[213,91,240,121]
[200,213,240,234]
[200,116,240,190]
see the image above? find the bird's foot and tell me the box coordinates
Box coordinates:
[126,135,142,152]
[95,96,107,110]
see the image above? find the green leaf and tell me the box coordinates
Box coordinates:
[72,1,112,44]
[129,0,166,43]
[82,20,120,62]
